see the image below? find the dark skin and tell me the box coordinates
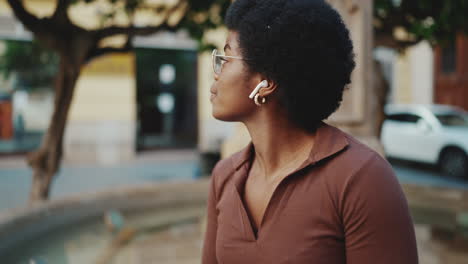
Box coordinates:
[210,30,316,234]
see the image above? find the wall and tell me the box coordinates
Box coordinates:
[434,34,468,111]
[392,41,434,105]
[65,54,136,164]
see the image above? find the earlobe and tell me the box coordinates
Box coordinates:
[254,93,267,106]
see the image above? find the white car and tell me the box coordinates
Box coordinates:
[381,104,468,179]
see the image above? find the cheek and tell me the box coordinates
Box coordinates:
[211,64,258,121]
[212,82,255,121]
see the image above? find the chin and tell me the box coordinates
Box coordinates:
[212,107,240,122]
[212,110,231,121]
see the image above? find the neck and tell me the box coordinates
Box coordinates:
[243,105,317,181]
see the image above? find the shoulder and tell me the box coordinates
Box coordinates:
[329,132,406,216]
[328,134,417,262]
[312,123,391,179]
[317,128,399,209]
[325,127,394,182]
[342,133,395,179]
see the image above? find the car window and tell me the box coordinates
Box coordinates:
[435,112,468,127]
[387,113,421,123]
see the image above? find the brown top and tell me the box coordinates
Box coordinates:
[202,122,419,264]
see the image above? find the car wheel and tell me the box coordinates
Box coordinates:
[439,148,468,179]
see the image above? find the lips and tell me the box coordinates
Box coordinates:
[210,87,217,101]
[210,92,217,101]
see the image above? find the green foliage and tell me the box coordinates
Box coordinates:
[374,0,468,47]
[183,0,231,52]
[0,40,59,90]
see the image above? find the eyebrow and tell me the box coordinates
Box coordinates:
[224,44,231,52]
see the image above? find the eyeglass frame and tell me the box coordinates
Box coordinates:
[211,49,246,75]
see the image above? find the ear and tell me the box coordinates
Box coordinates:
[258,78,277,98]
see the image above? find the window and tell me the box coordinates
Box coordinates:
[435,112,468,127]
[387,113,421,123]
[441,41,456,74]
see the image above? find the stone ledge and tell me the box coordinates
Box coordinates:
[402,183,468,240]
[0,179,210,255]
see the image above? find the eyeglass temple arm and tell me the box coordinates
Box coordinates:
[215,54,243,59]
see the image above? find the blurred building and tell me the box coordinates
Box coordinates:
[0,0,229,165]
[376,35,468,111]
[375,41,434,106]
[434,34,468,110]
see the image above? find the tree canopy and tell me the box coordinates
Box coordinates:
[374,0,468,49]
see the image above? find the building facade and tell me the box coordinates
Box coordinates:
[0,0,226,164]
[434,33,468,111]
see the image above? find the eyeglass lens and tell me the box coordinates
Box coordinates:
[213,49,225,74]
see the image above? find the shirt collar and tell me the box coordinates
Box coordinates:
[231,121,350,171]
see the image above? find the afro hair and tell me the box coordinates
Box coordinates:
[225,0,356,132]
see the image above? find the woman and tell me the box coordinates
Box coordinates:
[202,0,419,263]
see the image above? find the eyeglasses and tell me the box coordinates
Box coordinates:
[211,49,244,75]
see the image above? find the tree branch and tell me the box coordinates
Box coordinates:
[85,38,132,62]
[93,0,187,40]
[52,0,72,24]
[161,0,188,26]
[6,0,42,33]
[374,30,422,50]
[94,23,178,40]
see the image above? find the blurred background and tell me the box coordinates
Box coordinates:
[0,0,467,263]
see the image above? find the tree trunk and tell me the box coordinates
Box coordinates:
[27,57,80,203]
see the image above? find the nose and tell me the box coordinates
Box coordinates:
[214,71,220,81]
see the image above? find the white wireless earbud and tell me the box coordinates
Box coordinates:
[249,80,268,99]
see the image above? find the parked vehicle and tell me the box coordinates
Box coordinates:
[381,104,468,179]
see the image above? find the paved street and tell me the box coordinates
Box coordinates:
[0,150,199,212]
[389,158,468,190]
[0,153,467,212]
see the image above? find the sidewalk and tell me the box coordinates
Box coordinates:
[0,132,43,154]
[0,149,200,212]
[2,151,468,212]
